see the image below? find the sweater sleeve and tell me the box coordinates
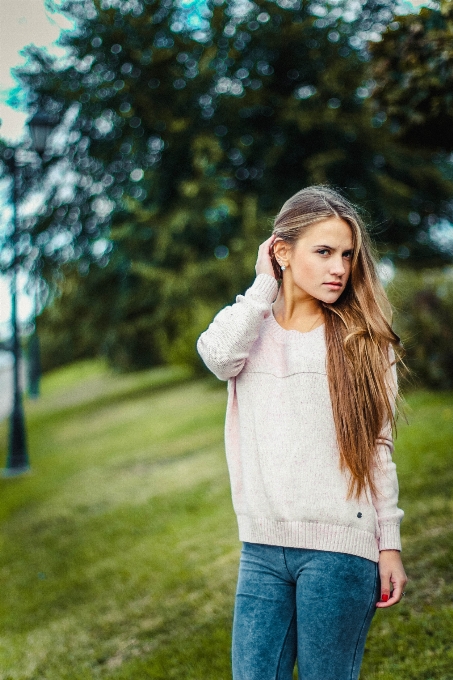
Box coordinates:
[372,347,404,552]
[196,273,279,381]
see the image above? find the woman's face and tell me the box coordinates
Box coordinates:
[275,217,354,304]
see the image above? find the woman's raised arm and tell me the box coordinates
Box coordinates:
[196,235,279,381]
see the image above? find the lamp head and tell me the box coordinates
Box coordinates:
[27,111,59,156]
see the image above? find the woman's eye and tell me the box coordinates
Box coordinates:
[317,249,329,255]
[343,251,353,259]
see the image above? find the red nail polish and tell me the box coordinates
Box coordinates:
[381,594,389,602]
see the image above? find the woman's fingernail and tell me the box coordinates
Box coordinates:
[381,594,389,602]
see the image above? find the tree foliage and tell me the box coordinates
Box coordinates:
[389,267,453,390]
[370,0,453,151]
[5,0,453,370]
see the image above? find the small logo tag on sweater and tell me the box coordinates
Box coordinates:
[357,512,362,518]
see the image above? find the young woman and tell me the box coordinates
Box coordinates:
[197,186,407,680]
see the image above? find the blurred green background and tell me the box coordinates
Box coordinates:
[1,0,453,678]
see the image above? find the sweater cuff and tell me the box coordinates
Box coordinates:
[247,274,279,304]
[378,523,402,552]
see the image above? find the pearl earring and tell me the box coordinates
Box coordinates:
[278,262,286,271]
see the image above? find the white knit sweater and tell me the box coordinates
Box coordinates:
[197,274,404,562]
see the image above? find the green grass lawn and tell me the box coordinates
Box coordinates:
[0,361,452,679]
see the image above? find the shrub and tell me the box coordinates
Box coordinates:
[388,268,453,389]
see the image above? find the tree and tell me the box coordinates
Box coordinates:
[205,0,453,264]
[10,0,453,371]
[13,0,232,369]
[370,0,453,151]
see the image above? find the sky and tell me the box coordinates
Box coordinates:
[0,0,437,336]
[0,0,72,142]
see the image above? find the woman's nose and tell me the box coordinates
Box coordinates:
[330,257,346,276]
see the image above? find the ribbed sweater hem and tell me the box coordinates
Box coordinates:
[238,516,381,563]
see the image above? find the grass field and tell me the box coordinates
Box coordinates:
[0,360,452,679]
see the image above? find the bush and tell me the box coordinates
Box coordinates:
[388,267,453,389]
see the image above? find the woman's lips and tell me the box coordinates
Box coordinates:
[324,282,342,289]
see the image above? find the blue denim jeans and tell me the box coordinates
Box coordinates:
[232,542,380,680]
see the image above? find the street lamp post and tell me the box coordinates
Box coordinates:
[3,148,29,474]
[2,110,58,475]
[27,284,42,399]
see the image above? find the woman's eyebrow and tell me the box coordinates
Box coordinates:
[312,244,354,251]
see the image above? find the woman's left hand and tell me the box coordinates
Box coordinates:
[376,549,407,608]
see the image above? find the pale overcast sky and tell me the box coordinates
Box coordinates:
[0,0,72,142]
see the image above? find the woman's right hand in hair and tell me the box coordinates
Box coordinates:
[255,234,279,278]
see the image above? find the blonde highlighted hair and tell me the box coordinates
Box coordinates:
[271,186,401,500]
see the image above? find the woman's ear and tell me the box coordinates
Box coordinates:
[273,239,289,264]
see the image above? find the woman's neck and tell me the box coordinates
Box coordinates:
[272,283,324,333]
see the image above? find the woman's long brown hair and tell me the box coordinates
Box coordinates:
[271,186,401,500]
